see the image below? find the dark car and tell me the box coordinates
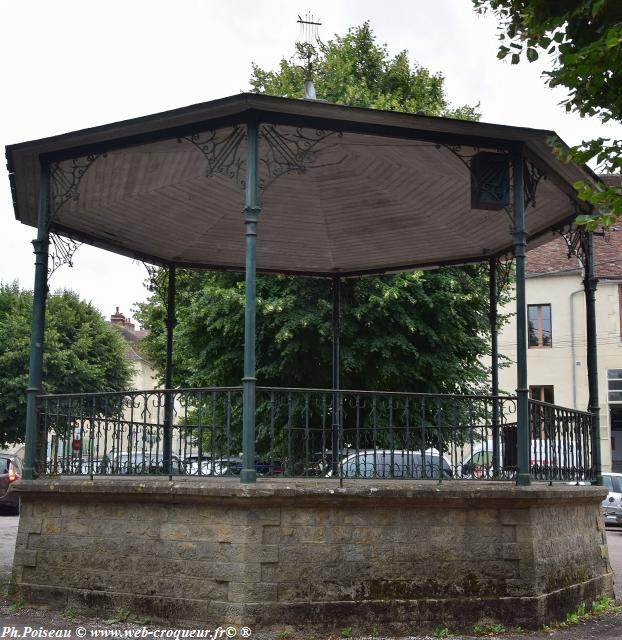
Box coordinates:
[0,454,21,514]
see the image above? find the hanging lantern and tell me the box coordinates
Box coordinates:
[471,152,510,210]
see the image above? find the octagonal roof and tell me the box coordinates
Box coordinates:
[6,93,598,276]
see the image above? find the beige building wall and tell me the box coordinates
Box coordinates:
[496,273,622,472]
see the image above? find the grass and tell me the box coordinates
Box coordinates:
[276,631,290,640]
[340,628,352,639]
[543,597,621,631]
[471,623,506,636]
[8,599,25,614]
[61,606,80,620]
[433,627,450,638]
[104,608,131,624]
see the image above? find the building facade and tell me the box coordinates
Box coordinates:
[497,230,622,472]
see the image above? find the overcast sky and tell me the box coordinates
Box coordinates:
[2,0,621,326]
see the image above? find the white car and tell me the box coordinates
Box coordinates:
[602,472,622,526]
[328,448,453,479]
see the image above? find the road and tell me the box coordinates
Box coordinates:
[0,514,622,638]
[0,514,18,579]
[606,524,622,600]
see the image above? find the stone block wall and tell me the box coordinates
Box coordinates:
[10,479,614,633]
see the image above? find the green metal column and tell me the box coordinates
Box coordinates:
[583,231,602,484]
[489,257,500,476]
[331,276,341,475]
[163,265,176,480]
[241,121,261,484]
[23,164,51,480]
[512,150,531,486]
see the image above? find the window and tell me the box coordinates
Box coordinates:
[529,385,554,404]
[608,369,622,403]
[528,304,552,347]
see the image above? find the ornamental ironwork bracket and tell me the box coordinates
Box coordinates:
[524,160,544,209]
[48,234,81,278]
[49,154,105,218]
[559,225,599,271]
[46,154,105,278]
[258,124,343,192]
[560,226,587,265]
[177,126,246,187]
[178,124,343,194]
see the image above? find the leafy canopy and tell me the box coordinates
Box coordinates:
[251,21,479,119]
[473,0,622,228]
[0,282,133,446]
[135,23,498,397]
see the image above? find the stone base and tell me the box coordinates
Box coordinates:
[10,479,614,633]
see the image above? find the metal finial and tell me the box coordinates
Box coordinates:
[296,12,323,99]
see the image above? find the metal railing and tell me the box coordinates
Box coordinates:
[34,387,596,482]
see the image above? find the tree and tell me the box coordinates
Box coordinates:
[251,22,479,119]
[472,0,622,228]
[0,282,133,446]
[134,23,501,401]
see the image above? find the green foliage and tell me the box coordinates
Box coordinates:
[340,627,352,638]
[135,267,496,396]
[471,622,506,636]
[566,602,587,624]
[433,626,450,638]
[61,606,80,620]
[591,596,620,613]
[8,599,25,613]
[543,597,620,630]
[0,282,132,446]
[473,0,622,227]
[105,608,131,624]
[250,22,480,120]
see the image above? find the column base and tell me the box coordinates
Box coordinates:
[515,473,531,486]
[240,469,257,483]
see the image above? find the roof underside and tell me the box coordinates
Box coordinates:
[6,93,598,277]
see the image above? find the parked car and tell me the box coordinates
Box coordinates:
[0,453,21,514]
[601,472,622,527]
[183,455,283,477]
[104,452,185,475]
[214,457,283,477]
[184,455,214,475]
[328,449,452,479]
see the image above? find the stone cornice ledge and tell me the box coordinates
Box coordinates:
[11,478,606,508]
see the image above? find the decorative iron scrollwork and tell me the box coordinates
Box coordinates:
[47,153,105,277]
[524,160,544,208]
[560,226,589,268]
[48,233,81,278]
[258,125,343,191]
[49,154,105,217]
[178,124,343,194]
[177,126,246,187]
